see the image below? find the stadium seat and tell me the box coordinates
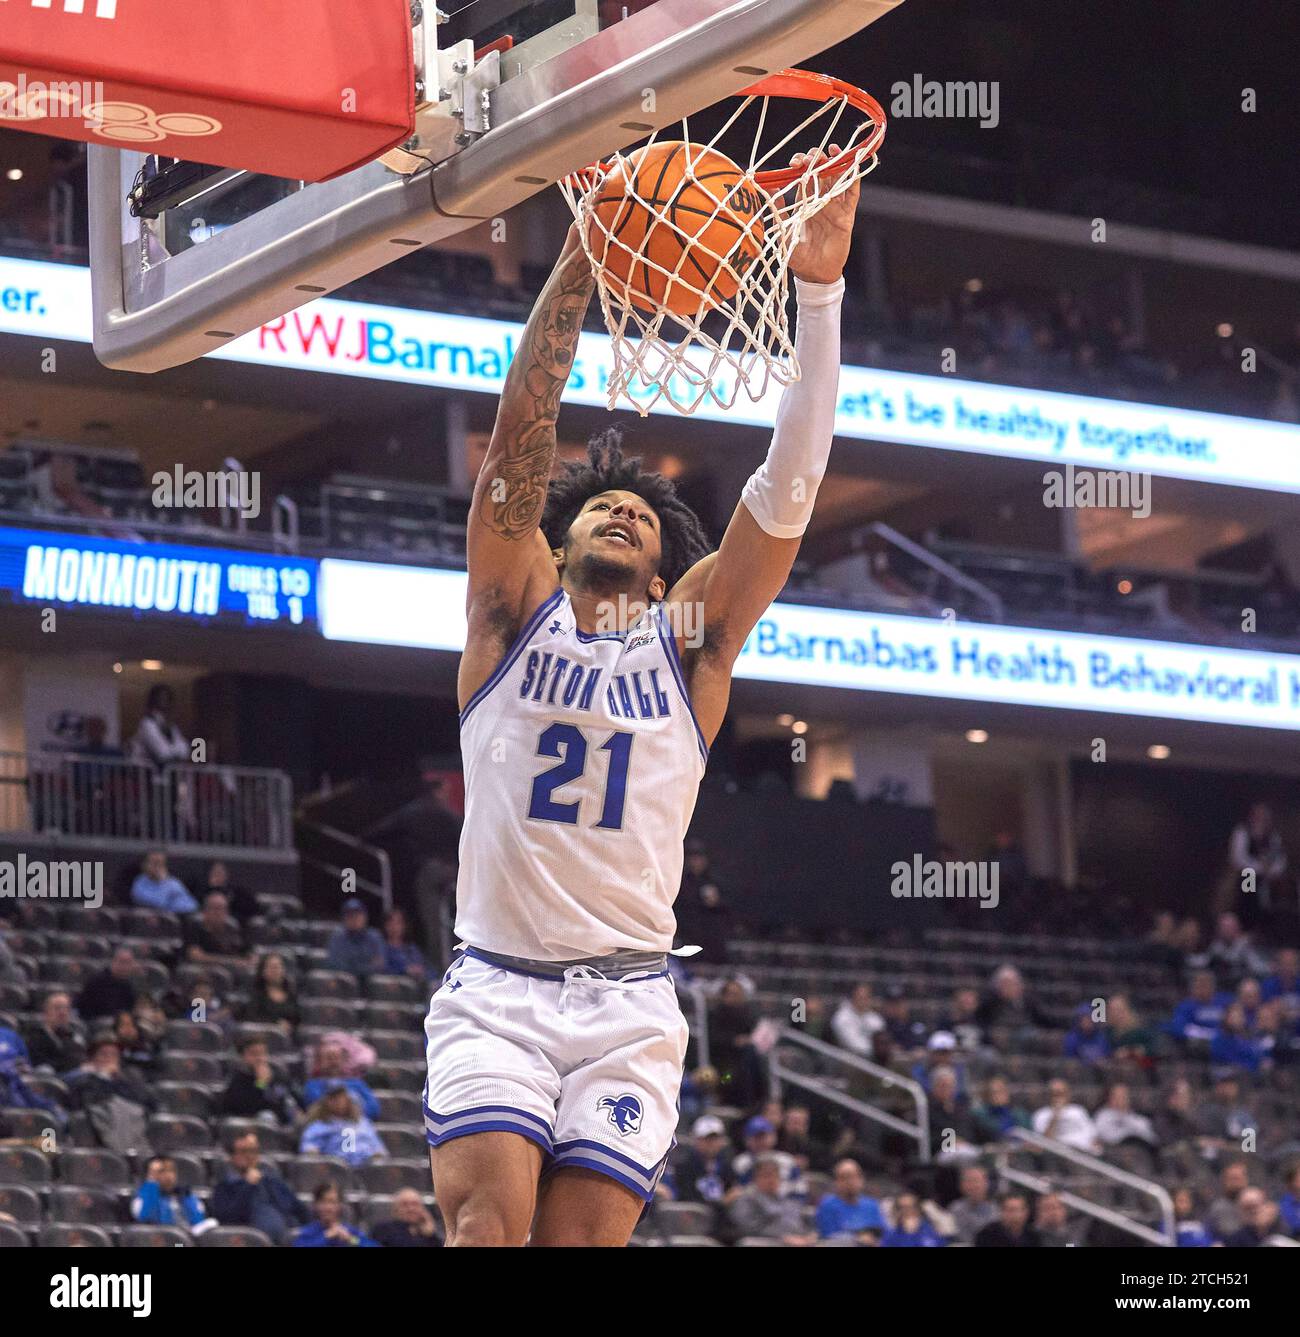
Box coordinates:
[199,1226,274,1247]
[49,1185,122,1225]
[365,975,423,1002]
[667,1234,722,1246]
[59,1148,132,1188]
[357,1159,429,1194]
[160,1052,226,1083]
[0,1184,42,1224]
[0,1221,29,1247]
[373,1124,427,1158]
[649,1202,715,1235]
[365,1002,423,1030]
[284,1156,353,1193]
[0,1146,52,1185]
[736,1236,785,1246]
[228,1023,292,1055]
[300,999,365,1028]
[368,1030,425,1063]
[372,1090,422,1122]
[303,970,362,999]
[153,1082,216,1118]
[40,1224,114,1247]
[120,1224,193,1247]
[0,1109,57,1140]
[147,1114,214,1151]
[163,1021,228,1053]
[216,1119,296,1153]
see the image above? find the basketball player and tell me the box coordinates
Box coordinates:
[424,152,859,1245]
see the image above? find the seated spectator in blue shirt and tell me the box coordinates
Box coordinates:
[302,1041,380,1120]
[814,1158,885,1241]
[325,899,386,978]
[1167,971,1230,1044]
[1279,1165,1300,1235]
[131,1156,215,1234]
[299,1087,387,1166]
[1173,1187,1216,1247]
[671,1115,737,1205]
[1262,948,1300,1010]
[380,908,432,980]
[881,1191,946,1247]
[293,1182,379,1248]
[130,849,198,914]
[1210,1004,1271,1073]
[0,1027,67,1124]
[1064,1004,1111,1064]
[210,1132,310,1244]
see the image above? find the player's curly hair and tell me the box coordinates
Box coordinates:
[541,427,713,589]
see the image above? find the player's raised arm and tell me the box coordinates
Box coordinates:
[667,153,858,736]
[466,225,595,617]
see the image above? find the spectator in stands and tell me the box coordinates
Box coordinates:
[985,829,1028,894]
[1206,1161,1253,1240]
[1173,1187,1216,1247]
[302,1040,381,1119]
[707,978,764,1107]
[113,1010,159,1077]
[1203,912,1270,989]
[0,1027,65,1125]
[203,859,260,923]
[1143,910,1184,979]
[76,946,139,1022]
[974,1192,1042,1248]
[1093,1081,1157,1152]
[380,907,431,980]
[183,891,250,965]
[731,1116,801,1197]
[831,982,885,1059]
[299,1087,387,1166]
[131,1156,215,1235]
[133,994,167,1051]
[1033,1192,1079,1247]
[1032,1078,1099,1153]
[1106,993,1161,1069]
[1196,1074,1257,1154]
[23,990,85,1073]
[728,1156,816,1246]
[131,684,190,769]
[1262,948,1300,1010]
[972,1073,1031,1143]
[1064,1003,1111,1065]
[1222,1187,1290,1247]
[1223,803,1290,925]
[879,985,929,1056]
[949,1165,998,1243]
[1153,1076,1200,1151]
[325,899,386,978]
[172,974,235,1036]
[242,952,300,1032]
[64,1034,154,1151]
[1167,969,1230,1045]
[976,964,1054,1036]
[674,839,732,964]
[130,849,198,914]
[211,1131,310,1244]
[1279,1164,1300,1235]
[293,1183,378,1248]
[928,1065,981,1163]
[777,1104,833,1173]
[939,987,985,1052]
[371,1188,443,1247]
[813,1158,884,1242]
[1211,1003,1271,1073]
[881,1190,946,1247]
[671,1115,737,1207]
[219,1036,301,1125]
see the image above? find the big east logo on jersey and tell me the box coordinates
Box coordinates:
[2,0,120,17]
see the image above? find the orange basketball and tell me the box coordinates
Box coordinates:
[588,141,768,320]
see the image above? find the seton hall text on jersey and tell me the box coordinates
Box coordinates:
[518,651,674,722]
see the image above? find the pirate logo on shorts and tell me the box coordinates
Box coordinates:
[598,1093,643,1136]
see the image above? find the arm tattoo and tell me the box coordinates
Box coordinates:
[478,246,595,542]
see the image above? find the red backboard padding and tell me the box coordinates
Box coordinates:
[0,0,414,181]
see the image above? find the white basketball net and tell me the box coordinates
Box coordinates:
[561,78,884,416]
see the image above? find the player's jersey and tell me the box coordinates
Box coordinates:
[455,587,708,960]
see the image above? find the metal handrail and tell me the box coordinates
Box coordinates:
[996,1126,1175,1247]
[868,522,1005,621]
[295,817,393,914]
[769,1024,930,1162]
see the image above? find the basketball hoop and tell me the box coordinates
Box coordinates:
[561,68,886,417]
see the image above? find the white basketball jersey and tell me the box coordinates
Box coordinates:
[455,588,709,960]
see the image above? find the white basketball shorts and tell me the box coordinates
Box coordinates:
[422,951,690,1202]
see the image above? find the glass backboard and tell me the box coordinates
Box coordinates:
[89,0,902,373]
